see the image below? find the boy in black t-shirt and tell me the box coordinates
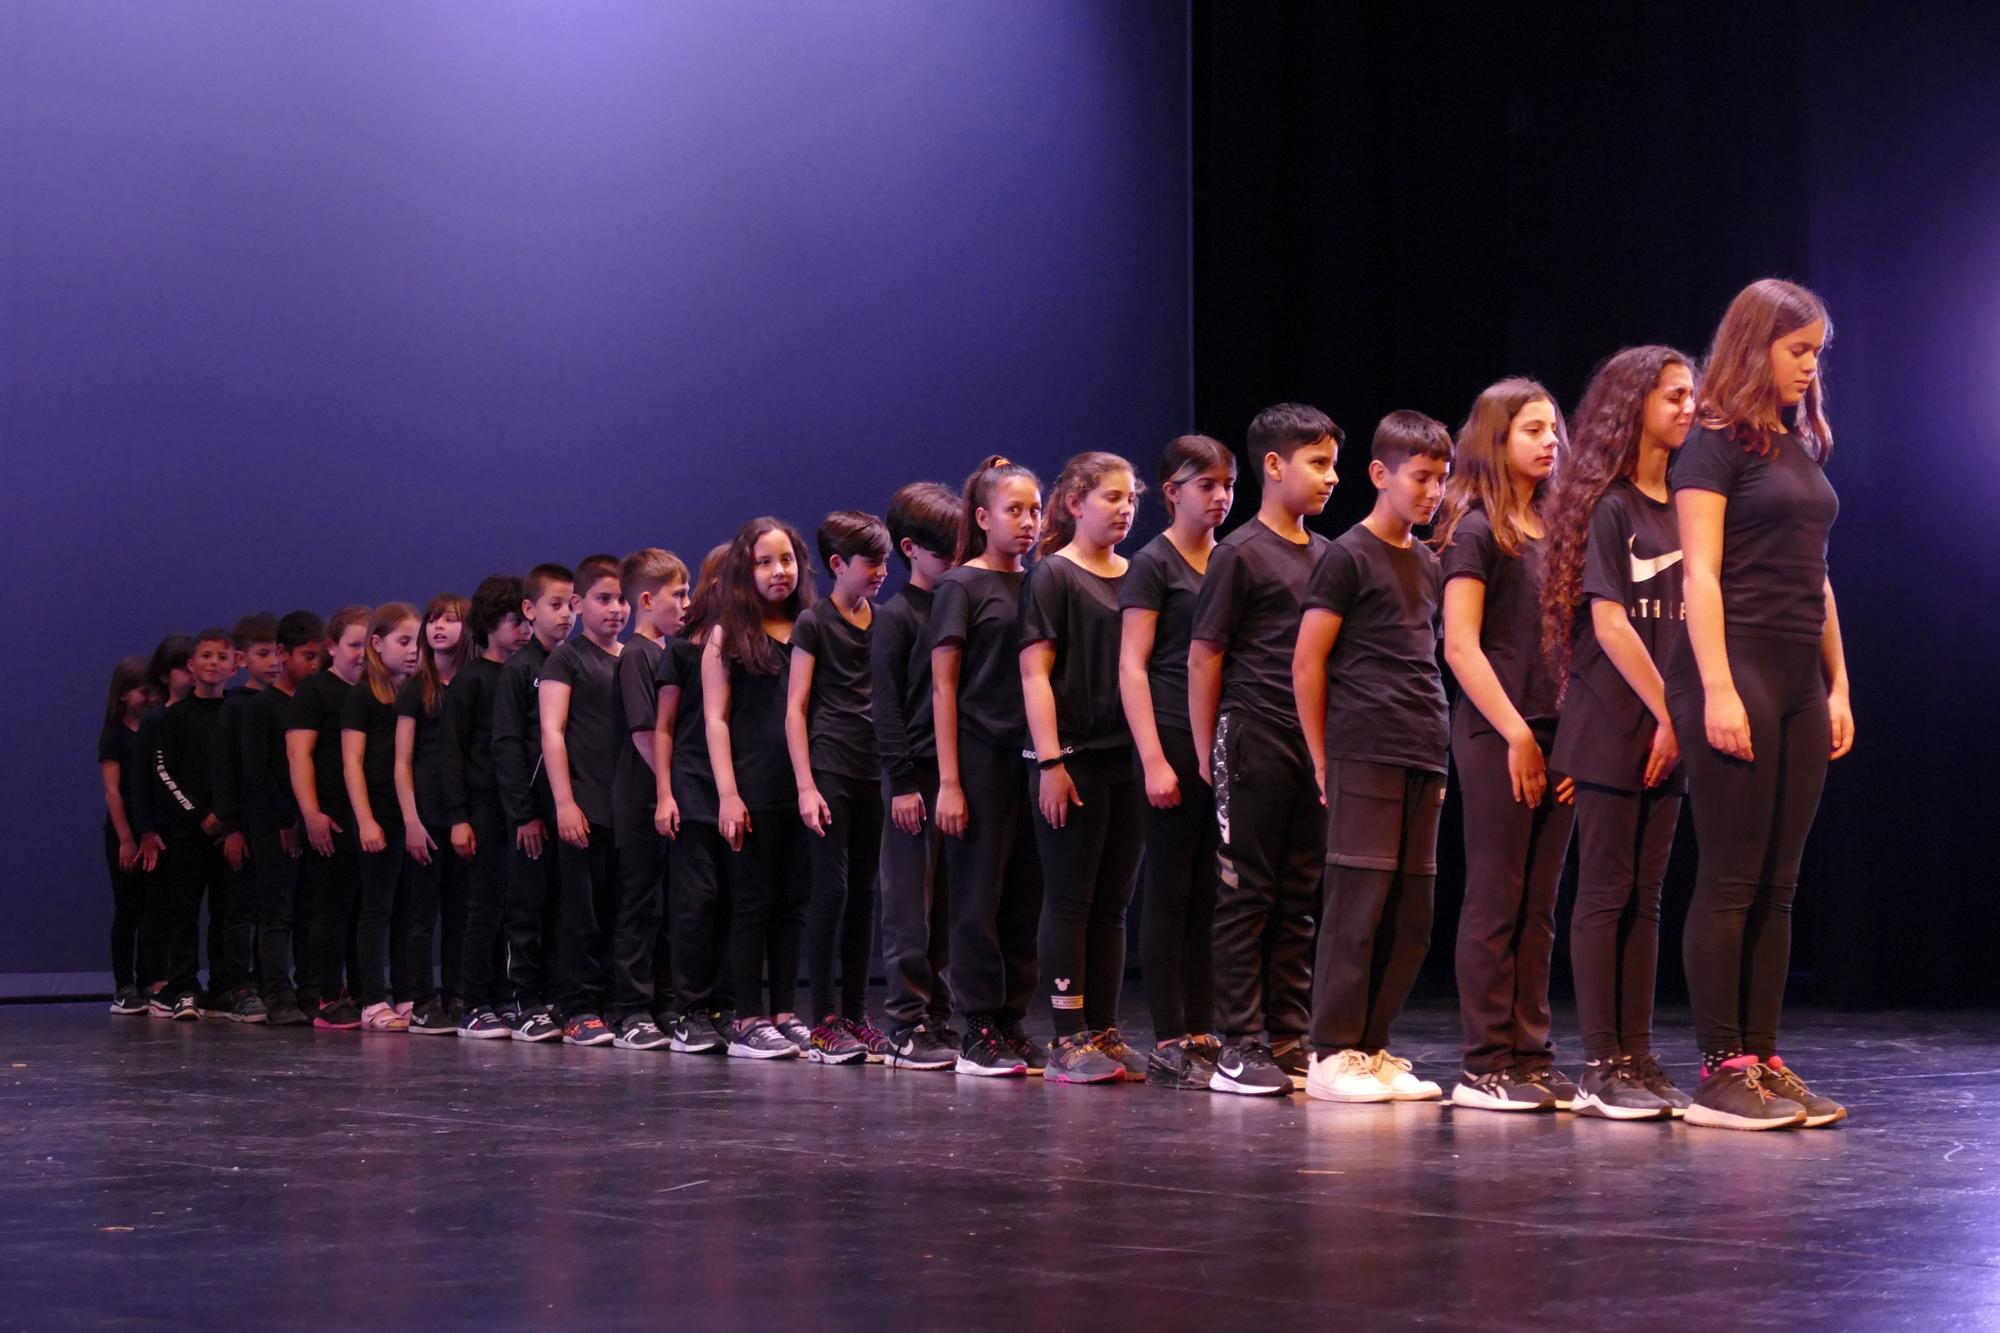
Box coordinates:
[208,612,283,1021]
[540,555,628,1047]
[1187,404,1339,1094]
[1294,412,1454,1104]
[247,610,323,1026]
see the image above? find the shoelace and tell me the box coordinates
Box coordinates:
[1761,1061,1812,1101]
[1371,1051,1413,1080]
[1098,1028,1131,1061]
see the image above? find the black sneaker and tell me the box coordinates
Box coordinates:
[408,998,454,1036]
[613,1016,670,1051]
[1450,1069,1555,1112]
[197,990,229,1019]
[956,1019,1027,1077]
[1270,1036,1312,1090]
[109,986,148,1015]
[228,988,268,1024]
[670,1012,724,1053]
[511,1008,562,1043]
[1209,1039,1290,1096]
[313,998,362,1030]
[1520,1065,1581,1111]
[1572,1058,1671,1121]
[726,1017,800,1060]
[1759,1056,1848,1128]
[1146,1038,1218,1091]
[1684,1056,1807,1132]
[266,1001,311,1027]
[1043,1032,1122,1085]
[999,1021,1046,1073]
[885,1023,957,1071]
[171,992,201,1022]
[1631,1053,1692,1117]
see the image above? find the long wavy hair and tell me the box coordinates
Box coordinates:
[956,454,1042,563]
[103,655,153,731]
[713,517,816,675]
[1698,278,1833,462]
[1038,451,1141,557]
[1431,377,1565,558]
[416,592,472,716]
[1539,346,1692,685]
[682,544,729,642]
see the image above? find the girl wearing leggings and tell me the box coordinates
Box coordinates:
[1670,279,1852,1131]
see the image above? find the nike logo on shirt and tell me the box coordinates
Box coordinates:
[1628,535,1684,584]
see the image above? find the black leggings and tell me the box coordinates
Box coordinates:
[1669,636,1828,1059]
[103,825,147,991]
[1310,760,1444,1054]
[356,832,436,1007]
[727,810,811,1019]
[306,827,360,1005]
[456,790,511,1011]
[804,770,883,1021]
[943,738,1042,1023]
[670,820,733,1017]
[1033,748,1144,1037]
[1137,729,1217,1040]
[1569,783,1682,1061]
[252,831,306,1009]
[1452,718,1575,1074]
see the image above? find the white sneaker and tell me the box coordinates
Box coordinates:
[1370,1049,1443,1101]
[1305,1048,1395,1103]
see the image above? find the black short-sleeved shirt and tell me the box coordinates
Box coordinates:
[657,635,717,826]
[492,637,551,826]
[1552,481,1688,791]
[98,723,143,831]
[613,634,665,847]
[393,676,451,827]
[928,566,1027,749]
[1670,423,1838,645]
[1190,519,1329,731]
[1304,524,1448,773]
[242,685,301,837]
[1020,555,1129,753]
[540,637,622,829]
[1120,533,1204,734]
[793,598,877,780]
[339,680,401,827]
[287,670,355,821]
[871,583,936,794]
[722,636,794,810]
[1441,506,1560,733]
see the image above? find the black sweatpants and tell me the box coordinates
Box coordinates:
[147,834,223,999]
[1033,748,1144,1037]
[1569,782,1682,1061]
[502,797,563,1012]
[879,765,952,1032]
[431,835,469,1005]
[612,834,665,1024]
[252,832,306,1008]
[1668,636,1828,1059]
[1209,711,1322,1043]
[208,860,255,996]
[1137,728,1217,1040]
[805,769,883,1022]
[552,826,617,1020]
[727,810,811,1019]
[457,790,511,1012]
[357,832,436,1007]
[103,825,147,991]
[943,738,1042,1023]
[671,821,734,1018]
[1452,719,1576,1074]
[306,827,360,1005]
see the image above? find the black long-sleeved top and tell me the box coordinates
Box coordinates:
[237,685,301,837]
[870,582,936,797]
[208,685,259,835]
[139,693,225,840]
[441,656,501,827]
[491,637,551,827]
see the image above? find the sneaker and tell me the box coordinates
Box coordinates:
[998,1021,1047,1073]
[1631,1053,1692,1117]
[1209,1040,1291,1096]
[1683,1056,1807,1131]
[670,1012,725,1054]
[613,1016,670,1051]
[171,992,201,1022]
[266,1002,310,1027]
[110,986,147,1015]
[1451,1069,1555,1112]
[956,1019,1028,1077]
[807,1016,868,1065]
[1520,1065,1581,1111]
[314,999,362,1030]
[1145,1038,1218,1091]
[458,1007,511,1039]
[563,1014,614,1046]
[727,1017,801,1060]
[197,990,229,1019]
[885,1023,958,1071]
[1270,1036,1313,1090]
[1188,1033,1223,1064]
[1573,1058,1672,1121]
[851,1018,895,1065]
[776,1016,814,1055]
[228,989,268,1024]
[1759,1056,1848,1128]
[409,999,455,1036]
[511,1008,562,1043]
[393,1000,415,1022]
[360,1001,409,1032]
[1043,1032,1122,1084]
[148,994,174,1019]
[1305,1048,1395,1104]
[1094,1027,1147,1081]
[1370,1050,1443,1101]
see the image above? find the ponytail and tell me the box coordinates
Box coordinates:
[1038,451,1140,557]
[957,454,1041,563]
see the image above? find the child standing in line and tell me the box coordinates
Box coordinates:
[394,593,473,1034]
[99,656,155,1015]
[209,612,282,1022]
[287,606,370,1029]
[248,611,324,1026]
[343,604,424,1032]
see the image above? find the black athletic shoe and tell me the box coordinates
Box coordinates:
[265,1002,311,1028]
[1631,1053,1692,1117]
[1451,1069,1555,1112]
[1209,1039,1290,1096]
[1145,1038,1218,1091]
[613,1016,670,1051]
[313,999,362,1030]
[999,1021,1046,1073]
[956,1019,1027,1077]
[1270,1036,1313,1090]
[1684,1056,1806,1131]
[1759,1056,1848,1128]
[109,986,147,1015]
[409,998,455,1036]
[1572,1058,1671,1121]
[670,1012,724,1054]
[886,1023,957,1071]
[171,992,201,1022]
[1520,1064,1580,1111]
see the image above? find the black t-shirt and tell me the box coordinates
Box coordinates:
[1551,481,1688,791]
[657,635,717,826]
[871,583,936,794]
[441,656,501,824]
[393,675,451,827]
[98,723,143,832]
[1670,423,1838,645]
[1190,518,1329,732]
[210,685,258,831]
[1019,554,1129,753]
[1441,506,1560,734]
[288,670,355,821]
[540,637,622,828]
[928,566,1027,749]
[492,637,551,826]
[613,634,664,847]
[339,680,401,827]
[1304,524,1448,773]
[792,598,877,781]
[1120,533,1204,734]
[241,685,300,837]
[722,635,794,810]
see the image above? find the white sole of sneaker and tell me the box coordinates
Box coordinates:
[954,1057,1026,1077]
[726,1043,799,1059]
[1572,1092,1670,1121]
[612,1039,669,1051]
[807,1049,866,1065]
[1683,1104,1806,1130]
[1450,1086,1552,1112]
[458,1028,512,1040]
[670,1039,722,1053]
[1801,1109,1848,1128]
[1305,1083,1395,1103]
[408,1026,455,1037]
[563,1036,615,1047]
[1207,1072,1288,1096]
[511,1031,561,1043]
[1386,1085,1445,1102]
[887,1056,956,1071]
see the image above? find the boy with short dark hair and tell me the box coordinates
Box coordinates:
[492,563,574,1042]
[208,612,282,1021]
[541,554,628,1047]
[247,610,324,1025]
[871,482,964,1069]
[1188,403,1341,1094]
[1293,410,1455,1103]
